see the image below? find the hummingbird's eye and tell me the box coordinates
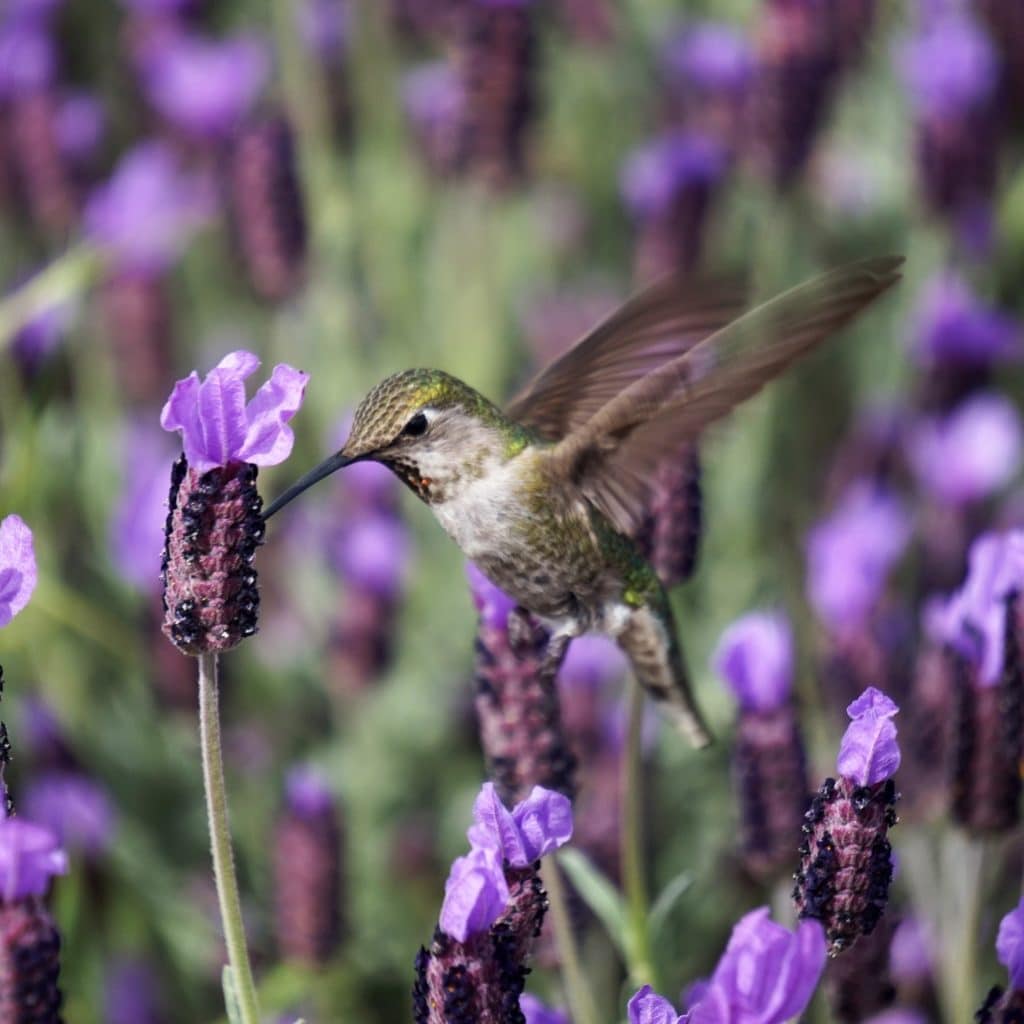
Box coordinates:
[401,412,429,438]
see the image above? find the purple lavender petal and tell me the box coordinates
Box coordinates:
[0,817,67,901]
[236,363,310,466]
[836,687,901,785]
[105,957,163,1024]
[438,844,509,942]
[663,21,754,95]
[142,32,270,140]
[0,23,55,98]
[0,515,37,627]
[466,562,518,630]
[558,634,628,692]
[511,786,573,862]
[621,131,725,219]
[21,772,116,857]
[468,782,527,862]
[712,610,793,712]
[889,915,933,984]
[285,765,334,819]
[160,372,202,453]
[520,993,570,1024]
[197,367,249,470]
[298,0,349,62]
[997,899,1024,990]
[55,90,105,163]
[333,517,409,599]
[627,986,682,1024]
[907,394,1022,505]
[402,61,464,132]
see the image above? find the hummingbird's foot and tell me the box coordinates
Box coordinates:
[507,605,541,655]
[537,631,571,683]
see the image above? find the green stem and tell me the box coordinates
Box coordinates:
[197,652,261,1024]
[542,858,601,1024]
[945,830,988,1023]
[621,677,655,989]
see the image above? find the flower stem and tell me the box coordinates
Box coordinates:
[197,652,261,1024]
[621,677,656,989]
[944,830,989,1023]
[542,858,601,1024]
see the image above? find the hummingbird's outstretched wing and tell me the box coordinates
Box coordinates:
[549,256,904,535]
[504,274,746,441]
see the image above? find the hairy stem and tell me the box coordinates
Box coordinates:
[198,652,261,1024]
[621,677,655,989]
[543,858,601,1024]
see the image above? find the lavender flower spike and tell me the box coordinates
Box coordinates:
[712,610,793,712]
[161,350,309,473]
[0,515,37,628]
[836,687,901,786]
[467,781,573,866]
[438,845,510,942]
[997,898,1024,991]
[628,984,683,1024]
[0,818,67,902]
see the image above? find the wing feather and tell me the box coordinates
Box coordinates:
[550,256,904,534]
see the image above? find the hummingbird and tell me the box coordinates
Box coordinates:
[265,256,903,748]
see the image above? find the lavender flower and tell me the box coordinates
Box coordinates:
[977,898,1024,1021]
[0,817,67,900]
[663,21,753,99]
[439,844,509,943]
[907,395,1022,506]
[142,32,269,141]
[54,90,105,165]
[160,350,308,654]
[889,915,934,994]
[105,957,163,1024]
[795,688,900,955]
[807,483,910,636]
[628,985,683,1024]
[466,781,572,867]
[402,61,464,175]
[0,515,37,628]
[520,993,569,1024]
[713,611,793,712]
[0,22,55,98]
[297,0,349,63]
[9,285,75,375]
[84,141,212,273]
[22,771,115,857]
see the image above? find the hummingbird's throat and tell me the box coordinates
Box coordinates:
[383,455,439,503]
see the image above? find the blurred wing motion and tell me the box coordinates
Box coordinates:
[545,255,904,535]
[505,273,747,441]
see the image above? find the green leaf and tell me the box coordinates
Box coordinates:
[222,966,243,1024]
[556,848,628,958]
[649,870,693,941]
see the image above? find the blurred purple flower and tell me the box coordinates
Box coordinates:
[889,915,933,985]
[663,21,753,96]
[897,11,997,117]
[682,908,826,1024]
[142,32,269,140]
[284,765,334,819]
[628,985,683,1024]
[907,394,1022,505]
[298,0,348,62]
[806,484,910,634]
[0,515,37,628]
[466,562,517,630]
[836,687,901,786]
[997,897,1024,990]
[10,289,76,372]
[55,90,105,163]
[521,993,570,1024]
[862,1012,928,1024]
[105,957,163,1024]
[0,818,67,901]
[438,844,509,942]
[22,772,115,857]
[467,782,572,865]
[402,61,464,134]
[0,23,55,98]
[621,131,725,219]
[712,610,793,712]
[160,350,309,473]
[559,634,628,691]
[110,424,176,592]
[84,141,213,273]
[5,0,65,21]
[910,273,1019,368]
[332,516,410,600]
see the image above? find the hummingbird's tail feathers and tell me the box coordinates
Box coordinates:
[615,603,713,750]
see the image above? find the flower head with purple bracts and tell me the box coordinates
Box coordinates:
[438,845,509,943]
[907,394,1022,506]
[713,610,793,712]
[628,985,684,1024]
[910,273,1020,368]
[0,818,67,902]
[161,350,309,473]
[806,483,910,634]
[662,21,753,96]
[142,32,269,140]
[22,772,116,858]
[836,688,901,786]
[521,993,569,1024]
[84,141,213,273]
[997,898,1024,991]
[0,515,37,628]
[621,131,725,220]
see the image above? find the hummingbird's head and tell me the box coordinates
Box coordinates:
[264,369,517,518]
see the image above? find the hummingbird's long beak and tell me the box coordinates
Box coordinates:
[263,451,354,519]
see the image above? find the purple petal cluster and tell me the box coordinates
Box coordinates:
[331,516,410,600]
[662,21,753,96]
[438,781,572,942]
[910,273,1020,367]
[55,90,105,163]
[628,985,684,1024]
[621,131,725,219]
[559,634,628,692]
[712,610,793,712]
[142,32,269,140]
[298,0,349,63]
[0,817,67,901]
[0,515,37,628]
[284,765,334,819]
[160,350,309,473]
[908,394,1022,505]
[997,898,1024,991]
[0,21,55,98]
[836,687,901,786]
[466,562,518,630]
[806,483,911,633]
[520,993,570,1024]
[22,772,116,857]
[84,141,213,273]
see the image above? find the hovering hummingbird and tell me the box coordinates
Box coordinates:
[265,256,902,748]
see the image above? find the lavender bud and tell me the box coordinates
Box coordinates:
[224,114,308,302]
[794,689,900,956]
[274,767,343,965]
